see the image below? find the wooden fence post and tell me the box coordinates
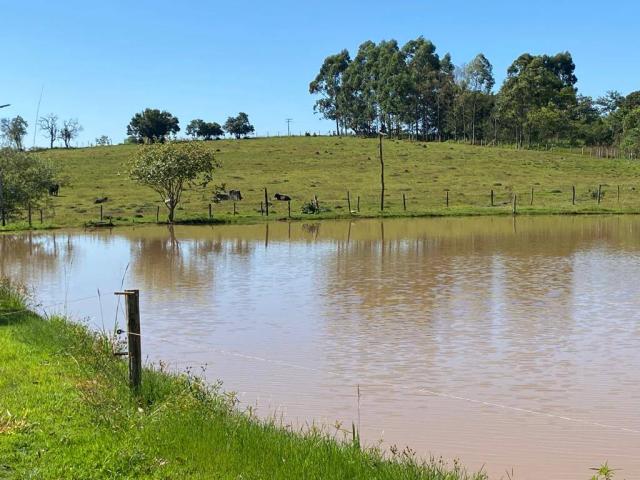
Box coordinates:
[288,200,291,218]
[115,289,142,393]
[347,191,351,212]
[314,195,319,213]
[357,196,360,212]
[490,189,494,207]
[100,204,103,221]
[28,204,32,227]
[402,193,406,211]
[264,188,269,216]
[513,193,517,215]
[597,184,602,204]
[156,206,160,223]
[233,202,237,216]
[40,209,44,224]
[445,190,449,208]
[208,203,212,219]
[572,185,576,205]
[530,187,534,206]
[617,185,620,203]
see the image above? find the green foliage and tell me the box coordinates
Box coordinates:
[127,108,180,143]
[129,142,219,222]
[223,112,255,139]
[186,119,224,140]
[60,118,83,148]
[0,149,56,222]
[0,116,28,150]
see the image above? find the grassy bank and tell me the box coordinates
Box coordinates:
[3,137,640,231]
[0,280,484,479]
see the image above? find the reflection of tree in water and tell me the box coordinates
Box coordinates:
[128,226,255,292]
[0,232,73,280]
[313,217,640,388]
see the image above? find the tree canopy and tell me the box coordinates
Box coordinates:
[0,116,28,150]
[223,113,254,139]
[127,109,180,143]
[0,149,56,225]
[186,119,224,140]
[129,142,219,222]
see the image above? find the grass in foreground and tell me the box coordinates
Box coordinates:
[0,279,484,480]
[3,137,640,231]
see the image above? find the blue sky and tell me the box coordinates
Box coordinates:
[1,0,638,147]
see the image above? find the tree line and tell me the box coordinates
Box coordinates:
[309,37,640,156]
[0,114,83,150]
[126,109,255,143]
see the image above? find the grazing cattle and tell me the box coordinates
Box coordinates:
[274,193,291,201]
[94,197,108,204]
[48,184,59,196]
[229,189,243,201]
[213,192,230,202]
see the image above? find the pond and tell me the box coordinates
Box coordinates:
[2,216,639,479]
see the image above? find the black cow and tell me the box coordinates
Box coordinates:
[48,184,60,196]
[274,193,291,201]
[229,189,243,201]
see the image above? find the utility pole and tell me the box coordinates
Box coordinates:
[285,118,293,136]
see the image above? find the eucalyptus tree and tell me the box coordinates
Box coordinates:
[0,116,28,150]
[464,54,495,144]
[309,50,351,135]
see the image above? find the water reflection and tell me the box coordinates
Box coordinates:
[2,216,640,479]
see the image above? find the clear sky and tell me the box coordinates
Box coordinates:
[1,0,638,147]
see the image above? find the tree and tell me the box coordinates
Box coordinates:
[39,114,59,149]
[127,108,180,143]
[186,119,205,139]
[95,135,111,146]
[464,54,495,144]
[0,149,56,226]
[309,49,351,135]
[59,119,83,148]
[130,142,219,223]
[186,120,224,140]
[0,116,28,150]
[223,112,254,139]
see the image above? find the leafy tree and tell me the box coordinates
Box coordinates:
[0,149,56,226]
[463,54,495,144]
[223,112,254,139]
[59,119,82,148]
[309,50,351,135]
[186,119,205,139]
[130,142,219,223]
[39,114,59,148]
[127,108,180,143]
[0,116,28,150]
[95,135,111,146]
[186,120,224,140]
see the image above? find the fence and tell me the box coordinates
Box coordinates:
[3,182,640,228]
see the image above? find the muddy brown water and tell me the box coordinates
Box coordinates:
[2,216,639,479]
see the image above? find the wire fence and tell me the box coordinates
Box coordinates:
[3,182,640,228]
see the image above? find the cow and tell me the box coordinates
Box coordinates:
[229,189,243,201]
[48,184,60,196]
[274,193,291,201]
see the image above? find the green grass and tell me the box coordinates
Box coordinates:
[0,280,484,479]
[4,136,640,231]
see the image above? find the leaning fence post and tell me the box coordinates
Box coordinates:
[347,191,351,212]
[572,185,576,206]
[530,187,534,206]
[115,289,142,393]
[264,188,269,216]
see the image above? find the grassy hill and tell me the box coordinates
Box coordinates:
[9,136,640,229]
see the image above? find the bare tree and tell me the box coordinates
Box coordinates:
[59,119,83,148]
[39,113,59,148]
